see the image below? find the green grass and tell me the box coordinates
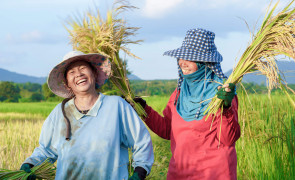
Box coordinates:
[0,102,58,120]
[0,93,294,179]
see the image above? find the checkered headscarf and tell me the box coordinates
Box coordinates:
[164,28,227,89]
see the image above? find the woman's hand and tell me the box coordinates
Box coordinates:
[217,83,236,108]
[128,172,141,180]
[128,167,147,180]
[122,96,146,109]
[20,163,36,180]
[133,97,146,109]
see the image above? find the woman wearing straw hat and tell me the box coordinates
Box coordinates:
[134,28,240,179]
[20,51,154,180]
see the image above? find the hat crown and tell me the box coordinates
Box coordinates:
[62,51,85,61]
[182,28,217,53]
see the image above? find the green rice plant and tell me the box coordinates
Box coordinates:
[65,0,146,118]
[206,0,295,117]
[144,96,170,115]
[235,93,295,179]
[0,102,58,119]
[0,159,55,180]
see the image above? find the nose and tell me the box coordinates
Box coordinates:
[179,59,187,67]
[75,69,84,77]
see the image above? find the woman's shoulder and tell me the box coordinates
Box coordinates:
[42,102,63,124]
[101,94,126,104]
[49,102,63,114]
[167,88,179,104]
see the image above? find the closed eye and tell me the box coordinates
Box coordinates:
[68,70,75,74]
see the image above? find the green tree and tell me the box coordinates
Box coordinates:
[30,92,44,102]
[20,82,42,92]
[0,81,21,102]
[42,83,56,100]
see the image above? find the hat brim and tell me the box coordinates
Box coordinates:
[48,53,111,98]
[163,47,223,63]
[206,62,227,79]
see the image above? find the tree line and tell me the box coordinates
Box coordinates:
[0,81,294,102]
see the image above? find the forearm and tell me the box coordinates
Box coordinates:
[121,100,154,175]
[24,116,58,165]
[144,105,172,140]
[23,143,58,166]
[219,96,240,146]
[132,134,154,175]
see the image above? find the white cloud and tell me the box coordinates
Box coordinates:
[142,0,184,18]
[21,31,42,43]
[140,0,273,19]
[182,0,269,10]
[4,31,66,44]
[5,31,43,43]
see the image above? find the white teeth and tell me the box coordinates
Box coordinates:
[77,79,87,85]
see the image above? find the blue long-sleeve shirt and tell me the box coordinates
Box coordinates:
[24,93,154,180]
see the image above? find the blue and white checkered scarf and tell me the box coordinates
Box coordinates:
[176,63,222,121]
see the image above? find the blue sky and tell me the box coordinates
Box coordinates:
[0,0,291,80]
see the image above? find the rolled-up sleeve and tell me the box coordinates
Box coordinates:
[119,98,154,174]
[23,107,59,166]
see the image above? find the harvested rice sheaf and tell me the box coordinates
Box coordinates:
[65,0,146,118]
[0,159,55,180]
[206,0,295,117]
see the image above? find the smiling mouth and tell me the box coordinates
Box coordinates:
[76,79,87,85]
[182,69,190,73]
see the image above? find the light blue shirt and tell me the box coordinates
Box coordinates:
[24,93,154,180]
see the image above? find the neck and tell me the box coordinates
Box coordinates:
[74,92,99,111]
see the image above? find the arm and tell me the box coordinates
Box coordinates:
[142,90,177,140]
[144,104,172,140]
[216,96,240,146]
[119,98,154,176]
[23,106,59,166]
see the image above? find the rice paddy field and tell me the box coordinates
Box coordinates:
[0,93,294,179]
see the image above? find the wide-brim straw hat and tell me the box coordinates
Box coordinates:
[48,51,111,98]
[163,28,226,79]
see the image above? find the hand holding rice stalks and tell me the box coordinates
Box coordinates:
[206,0,295,118]
[0,159,55,180]
[65,0,146,118]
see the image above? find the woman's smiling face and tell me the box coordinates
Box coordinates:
[178,59,198,75]
[65,60,96,95]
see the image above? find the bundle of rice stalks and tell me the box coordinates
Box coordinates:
[206,0,295,118]
[0,159,55,180]
[65,0,146,117]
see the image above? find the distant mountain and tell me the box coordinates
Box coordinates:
[127,74,141,80]
[0,68,47,84]
[0,68,141,84]
[225,61,295,84]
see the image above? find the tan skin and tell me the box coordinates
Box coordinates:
[179,58,232,92]
[65,60,99,111]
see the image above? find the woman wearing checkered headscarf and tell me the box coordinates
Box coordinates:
[135,28,240,180]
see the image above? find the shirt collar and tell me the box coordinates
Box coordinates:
[66,93,105,120]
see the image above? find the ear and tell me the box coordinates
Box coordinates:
[63,81,71,91]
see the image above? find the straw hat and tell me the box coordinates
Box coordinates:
[47,51,111,98]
